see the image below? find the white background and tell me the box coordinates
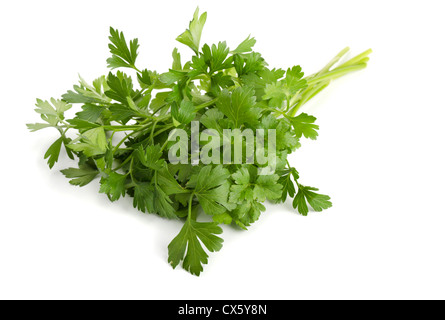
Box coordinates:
[1,0,444,300]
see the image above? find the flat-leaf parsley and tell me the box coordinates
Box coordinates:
[28,8,371,276]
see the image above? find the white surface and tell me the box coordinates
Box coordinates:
[1,0,445,300]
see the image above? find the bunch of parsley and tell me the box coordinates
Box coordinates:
[28,8,370,276]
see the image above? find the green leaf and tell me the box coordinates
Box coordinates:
[169,163,193,184]
[263,82,287,109]
[107,27,139,69]
[137,69,165,89]
[285,66,307,92]
[216,87,260,127]
[229,167,253,203]
[153,185,177,219]
[160,69,188,85]
[132,169,182,220]
[63,76,111,104]
[188,165,228,191]
[189,53,208,76]
[259,68,285,84]
[60,165,99,187]
[292,184,332,216]
[156,167,188,195]
[232,200,266,229]
[259,115,299,151]
[168,219,223,276]
[99,172,127,201]
[68,127,108,157]
[63,136,75,160]
[188,165,234,215]
[198,181,233,215]
[105,71,134,105]
[234,52,266,76]
[278,168,299,202]
[133,183,155,213]
[26,123,53,132]
[75,104,104,123]
[171,100,196,126]
[149,91,170,113]
[253,174,282,202]
[34,98,71,124]
[172,48,182,70]
[231,35,256,54]
[44,137,63,169]
[176,7,207,54]
[200,108,225,134]
[210,73,235,95]
[262,66,307,109]
[230,166,281,203]
[288,113,319,140]
[108,104,139,123]
[62,89,93,104]
[52,98,71,115]
[202,42,232,73]
[212,212,233,225]
[66,119,100,131]
[137,145,166,171]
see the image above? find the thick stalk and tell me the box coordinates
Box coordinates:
[287,48,372,117]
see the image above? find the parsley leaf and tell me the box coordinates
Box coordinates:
[228,167,281,227]
[176,7,207,54]
[216,87,260,127]
[188,165,234,215]
[287,113,319,140]
[107,27,139,70]
[34,98,71,125]
[171,100,196,126]
[105,71,134,105]
[232,200,266,229]
[44,137,64,169]
[67,127,108,157]
[132,183,155,213]
[137,145,166,171]
[99,171,127,202]
[293,184,333,216]
[253,175,283,202]
[60,165,99,187]
[278,167,299,202]
[168,219,223,276]
[231,35,256,54]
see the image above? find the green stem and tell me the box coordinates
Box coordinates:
[129,157,136,182]
[125,181,137,189]
[195,98,219,112]
[151,123,174,136]
[265,108,287,117]
[103,125,143,131]
[337,49,373,68]
[132,65,143,74]
[289,80,331,116]
[187,192,195,220]
[286,48,372,117]
[160,138,170,152]
[150,120,159,144]
[307,63,367,86]
[112,120,156,154]
[313,46,350,77]
[113,155,132,171]
[286,159,291,169]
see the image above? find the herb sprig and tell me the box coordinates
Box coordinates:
[28,8,370,276]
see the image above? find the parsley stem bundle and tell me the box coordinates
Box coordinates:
[28,8,370,276]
